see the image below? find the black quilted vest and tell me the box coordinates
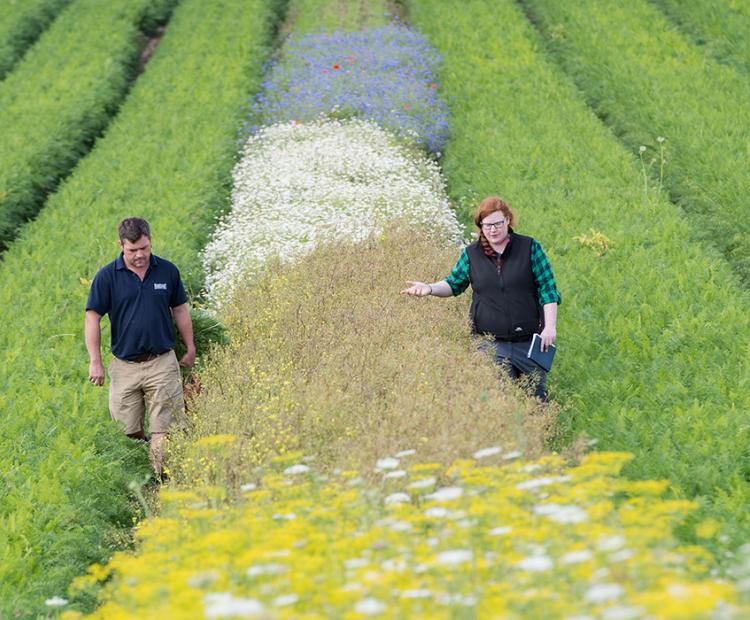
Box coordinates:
[467,234,542,341]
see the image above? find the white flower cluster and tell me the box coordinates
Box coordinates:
[202,118,461,308]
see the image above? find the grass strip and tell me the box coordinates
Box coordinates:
[0,0,176,252]
[408,0,750,556]
[0,0,71,79]
[652,0,750,74]
[518,0,750,286]
[282,0,391,34]
[0,0,282,615]
[77,452,749,618]
[180,229,552,486]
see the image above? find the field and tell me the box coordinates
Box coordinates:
[1,0,749,617]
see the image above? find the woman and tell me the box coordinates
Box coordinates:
[401,196,560,400]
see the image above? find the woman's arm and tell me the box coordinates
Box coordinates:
[530,240,560,351]
[401,280,453,297]
[540,302,557,351]
[400,247,470,298]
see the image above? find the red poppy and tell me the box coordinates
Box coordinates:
[404,104,412,110]
[333,64,341,70]
[430,83,437,89]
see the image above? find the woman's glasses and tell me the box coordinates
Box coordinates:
[481,220,507,231]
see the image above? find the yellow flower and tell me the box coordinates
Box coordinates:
[195,434,237,447]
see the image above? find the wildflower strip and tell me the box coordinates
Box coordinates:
[180,229,549,485]
[0,0,71,79]
[408,0,750,548]
[0,0,281,614]
[251,24,449,153]
[521,0,750,285]
[77,452,748,619]
[202,118,461,307]
[0,0,176,251]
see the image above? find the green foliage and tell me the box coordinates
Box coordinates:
[0,0,177,252]
[282,0,392,34]
[407,0,750,557]
[653,0,750,74]
[0,0,282,615]
[0,0,71,79]
[520,0,750,285]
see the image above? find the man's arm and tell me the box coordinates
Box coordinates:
[172,303,196,369]
[85,310,105,386]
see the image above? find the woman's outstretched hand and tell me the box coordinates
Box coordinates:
[401,280,431,297]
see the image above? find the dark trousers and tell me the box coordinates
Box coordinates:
[478,338,548,401]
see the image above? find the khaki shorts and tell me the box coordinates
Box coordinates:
[108,350,184,435]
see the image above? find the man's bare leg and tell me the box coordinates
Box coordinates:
[150,432,167,479]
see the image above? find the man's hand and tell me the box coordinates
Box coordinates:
[88,360,105,386]
[539,326,556,352]
[179,348,196,370]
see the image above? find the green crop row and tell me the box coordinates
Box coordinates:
[0,0,282,615]
[0,0,176,253]
[0,0,71,80]
[517,0,750,286]
[652,0,750,74]
[407,0,750,558]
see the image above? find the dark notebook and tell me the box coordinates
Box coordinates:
[526,333,556,372]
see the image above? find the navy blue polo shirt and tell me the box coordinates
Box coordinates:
[86,253,188,361]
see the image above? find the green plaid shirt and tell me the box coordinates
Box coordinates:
[445,237,561,306]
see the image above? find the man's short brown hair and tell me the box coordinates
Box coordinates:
[118,217,151,243]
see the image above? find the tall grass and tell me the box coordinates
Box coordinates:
[652,0,750,74]
[0,0,282,615]
[0,0,71,79]
[0,0,176,252]
[172,229,554,490]
[407,0,750,556]
[519,0,750,286]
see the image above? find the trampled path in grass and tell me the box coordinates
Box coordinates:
[651,0,750,75]
[408,0,750,553]
[0,0,71,80]
[0,0,282,614]
[0,0,176,253]
[519,0,750,288]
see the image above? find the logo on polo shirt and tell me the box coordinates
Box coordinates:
[154,283,167,290]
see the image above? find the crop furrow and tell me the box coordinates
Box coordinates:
[650,0,750,74]
[0,0,178,254]
[408,0,750,553]
[0,0,72,80]
[518,0,750,287]
[0,0,282,615]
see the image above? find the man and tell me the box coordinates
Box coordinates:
[85,217,195,479]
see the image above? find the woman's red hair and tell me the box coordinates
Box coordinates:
[474,196,516,256]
